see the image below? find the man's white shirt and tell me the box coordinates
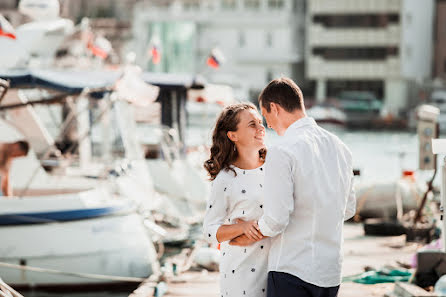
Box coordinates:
[258,117,356,287]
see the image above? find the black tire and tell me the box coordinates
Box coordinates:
[363,218,406,236]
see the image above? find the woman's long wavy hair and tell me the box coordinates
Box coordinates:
[204,102,266,180]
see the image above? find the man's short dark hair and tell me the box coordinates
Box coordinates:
[15,141,29,155]
[258,77,304,112]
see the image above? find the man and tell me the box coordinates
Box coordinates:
[231,77,356,297]
[0,141,30,196]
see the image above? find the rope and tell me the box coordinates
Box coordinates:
[0,278,24,297]
[0,261,153,284]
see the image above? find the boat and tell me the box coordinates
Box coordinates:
[306,103,347,126]
[0,67,208,240]
[0,118,158,291]
[0,71,162,290]
[336,91,383,127]
[354,171,426,220]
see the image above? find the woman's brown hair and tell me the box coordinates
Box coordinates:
[204,102,266,180]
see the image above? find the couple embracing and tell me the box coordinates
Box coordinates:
[203,77,356,297]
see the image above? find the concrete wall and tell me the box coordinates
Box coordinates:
[400,0,435,81]
[384,79,408,113]
[434,0,446,81]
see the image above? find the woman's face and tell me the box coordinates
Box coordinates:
[229,109,265,150]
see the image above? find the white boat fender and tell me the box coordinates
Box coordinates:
[193,247,221,271]
[153,281,168,297]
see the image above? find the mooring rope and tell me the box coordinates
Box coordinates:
[0,261,152,284]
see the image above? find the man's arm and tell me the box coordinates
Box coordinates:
[257,146,295,237]
[344,175,356,220]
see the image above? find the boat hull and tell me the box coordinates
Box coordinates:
[0,213,157,287]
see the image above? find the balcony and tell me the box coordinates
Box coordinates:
[236,49,302,63]
[307,56,400,79]
[309,0,401,14]
[308,24,400,46]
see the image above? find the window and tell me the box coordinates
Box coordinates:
[239,31,245,47]
[312,47,399,60]
[268,0,284,9]
[313,14,400,28]
[184,0,200,10]
[245,0,260,9]
[266,32,273,47]
[405,45,412,58]
[266,70,273,83]
[202,1,215,10]
[406,13,412,25]
[222,0,236,9]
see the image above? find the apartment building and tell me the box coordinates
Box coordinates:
[132,0,305,99]
[306,0,434,113]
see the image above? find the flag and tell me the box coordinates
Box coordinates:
[87,35,112,59]
[0,14,16,40]
[147,36,161,65]
[207,48,224,69]
[150,45,161,64]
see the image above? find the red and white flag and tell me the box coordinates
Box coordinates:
[87,34,112,59]
[147,36,161,65]
[207,48,224,69]
[0,14,16,40]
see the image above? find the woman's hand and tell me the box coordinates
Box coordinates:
[236,219,263,241]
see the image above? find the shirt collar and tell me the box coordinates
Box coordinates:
[283,116,317,138]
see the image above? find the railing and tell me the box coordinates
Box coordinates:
[0,278,24,297]
[309,0,401,14]
[307,56,400,79]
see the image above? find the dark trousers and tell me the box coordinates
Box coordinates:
[267,271,339,297]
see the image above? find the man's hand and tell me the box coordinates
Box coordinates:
[235,218,263,241]
[229,234,261,246]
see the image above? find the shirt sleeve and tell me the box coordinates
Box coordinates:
[202,173,229,245]
[344,175,356,220]
[258,146,295,237]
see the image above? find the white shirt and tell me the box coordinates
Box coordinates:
[257,117,356,287]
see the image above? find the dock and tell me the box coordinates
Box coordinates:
[131,223,420,297]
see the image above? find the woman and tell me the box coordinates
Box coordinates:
[203,103,270,297]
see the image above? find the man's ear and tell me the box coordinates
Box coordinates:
[270,102,279,116]
[227,131,237,142]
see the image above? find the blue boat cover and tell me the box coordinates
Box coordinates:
[0,203,135,225]
[0,68,206,92]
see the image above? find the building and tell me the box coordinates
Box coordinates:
[306,0,435,114]
[132,0,305,100]
[434,0,446,83]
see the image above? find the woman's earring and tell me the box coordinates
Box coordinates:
[233,145,236,152]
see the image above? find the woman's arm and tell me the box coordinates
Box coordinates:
[216,220,262,243]
[203,175,231,245]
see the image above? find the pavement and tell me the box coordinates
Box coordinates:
[141,223,422,297]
